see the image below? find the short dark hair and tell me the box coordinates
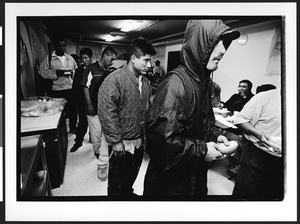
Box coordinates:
[239,79,253,91]
[71,54,80,61]
[256,84,276,94]
[101,46,117,58]
[53,38,66,47]
[128,37,156,61]
[80,48,93,58]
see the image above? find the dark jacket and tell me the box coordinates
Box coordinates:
[144,20,232,197]
[98,64,151,144]
[224,92,254,112]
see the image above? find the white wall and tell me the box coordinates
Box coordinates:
[164,20,281,102]
[213,20,281,101]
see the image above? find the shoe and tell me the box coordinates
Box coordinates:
[70,143,82,152]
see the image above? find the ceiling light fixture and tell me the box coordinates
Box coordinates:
[121,20,143,32]
[237,34,248,46]
[105,35,118,42]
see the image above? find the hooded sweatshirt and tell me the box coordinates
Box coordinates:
[144,20,237,197]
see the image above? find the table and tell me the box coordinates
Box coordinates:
[20,134,51,197]
[214,114,237,129]
[21,112,68,189]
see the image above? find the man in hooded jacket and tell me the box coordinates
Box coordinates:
[143,20,240,197]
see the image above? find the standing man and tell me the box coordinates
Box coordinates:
[143,20,240,197]
[81,47,117,174]
[39,38,78,133]
[98,37,156,197]
[232,88,283,199]
[222,79,254,112]
[70,48,93,152]
[153,60,165,83]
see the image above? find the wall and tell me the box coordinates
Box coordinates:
[164,20,281,101]
[213,20,281,101]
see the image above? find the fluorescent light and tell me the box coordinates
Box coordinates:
[105,35,118,42]
[121,20,143,32]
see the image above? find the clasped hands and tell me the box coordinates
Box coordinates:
[204,135,229,162]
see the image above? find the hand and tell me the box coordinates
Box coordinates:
[86,104,95,115]
[204,142,224,162]
[64,70,73,76]
[112,142,125,159]
[217,135,229,146]
[56,70,65,77]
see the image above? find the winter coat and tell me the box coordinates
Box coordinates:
[144,20,234,197]
[98,64,151,144]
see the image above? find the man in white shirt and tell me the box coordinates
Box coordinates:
[39,38,78,133]
[233,88,283,200]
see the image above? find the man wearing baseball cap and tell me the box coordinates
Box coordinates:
[144,20,240,197]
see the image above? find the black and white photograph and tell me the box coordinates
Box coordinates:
[2,1,297,222]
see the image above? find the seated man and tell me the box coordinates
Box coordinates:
[222,79,254,112]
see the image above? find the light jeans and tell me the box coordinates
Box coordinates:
[86,115,108,157]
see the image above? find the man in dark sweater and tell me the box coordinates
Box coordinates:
[223,79,254,112]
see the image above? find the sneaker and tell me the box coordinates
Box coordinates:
[97,155,109,181]
[70,143,82,152]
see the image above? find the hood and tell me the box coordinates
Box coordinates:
[180,20,240,83]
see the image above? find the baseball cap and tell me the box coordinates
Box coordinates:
[220,29,241,41]
[220,29,241,49]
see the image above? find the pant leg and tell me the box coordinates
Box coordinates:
[50,89,77,130]
[64,89,77,131]
[74,93,88,144]
[233,141,284,200]
[108,146,144,197]
[87,115,102,155]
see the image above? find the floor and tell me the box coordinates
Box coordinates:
[52,131,235,196]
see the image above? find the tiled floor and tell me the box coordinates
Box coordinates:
[52,132,235,196]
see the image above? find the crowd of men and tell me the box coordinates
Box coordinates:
[38,19,283,200]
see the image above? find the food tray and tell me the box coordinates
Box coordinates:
[21,96,66,117]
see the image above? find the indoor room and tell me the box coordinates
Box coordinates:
[18,16,282,199]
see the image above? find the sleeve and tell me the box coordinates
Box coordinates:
[234,94,262,125]
[223,94,236,111]
[38,55,58,80]
[69,57,78,78]
[98,76,122,143]
[81,66,91,87]
[146,74,208,170]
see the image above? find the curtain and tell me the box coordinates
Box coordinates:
[265,24,281,76]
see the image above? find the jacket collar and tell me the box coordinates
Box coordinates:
[123,64,143,85]
[52,51,69,59]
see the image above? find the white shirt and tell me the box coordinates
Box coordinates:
[234,89,281,157]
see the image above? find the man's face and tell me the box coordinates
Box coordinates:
[237,82,250,97]
[81,54,92,67]
[206,40,226,71]
[54,40,66,56]
[103,53,116,68]
[132,54,152,75]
